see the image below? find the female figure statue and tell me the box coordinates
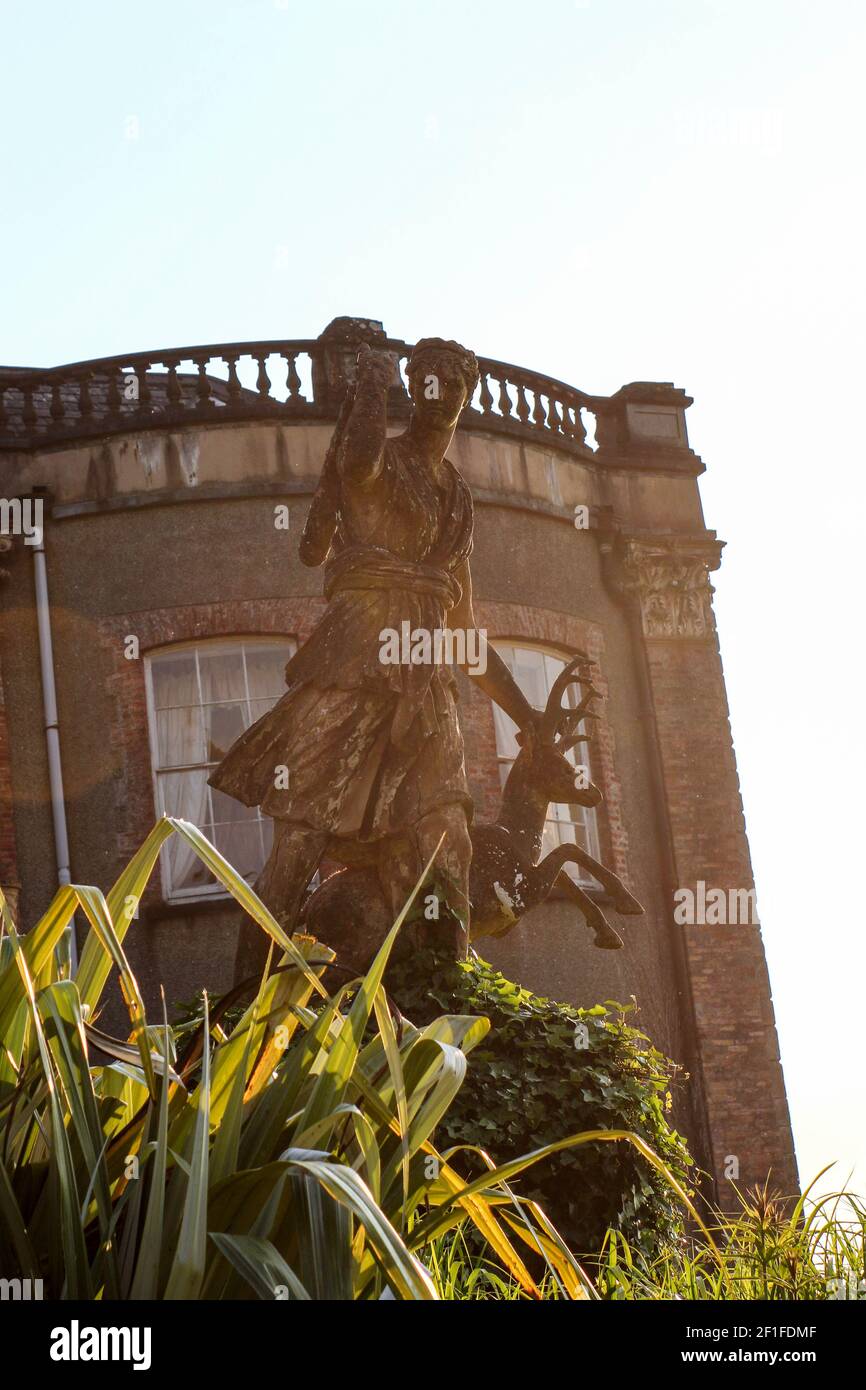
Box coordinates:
[209,337,540,973]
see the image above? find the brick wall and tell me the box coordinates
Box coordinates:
[615,530,799,1201]
[647,635,798,1198]
[0,654,20,916]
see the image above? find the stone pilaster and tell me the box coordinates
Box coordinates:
[615,532,798,1202]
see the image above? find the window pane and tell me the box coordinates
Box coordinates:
[171,841,214,893]
[492,703,519,762]
[157,769,210,823]
[543,651,565,694]
[246,643,294,701]
[491,641,599,881]
[204,701,247,763]
[548,815,576,843]
[248,697,279,726]
[158,772,213,891]
[151,651,198,710]
[510,648,548,710]
[146,639,297,898]
[214,821,263,880]
[210,787,258,824]
[198,646,245,706]
[541,820,562,859]
[156,706,205,768]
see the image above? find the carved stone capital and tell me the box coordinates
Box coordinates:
[617,533,725,639]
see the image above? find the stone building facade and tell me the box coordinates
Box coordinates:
[0,317,797,1202]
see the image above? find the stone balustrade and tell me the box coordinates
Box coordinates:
[0,320,699,472]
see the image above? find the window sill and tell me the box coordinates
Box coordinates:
[142,881,613,924]
[547,882,614,906]
[141,894,240,923]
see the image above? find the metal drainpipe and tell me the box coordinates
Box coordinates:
[31,504,76,971]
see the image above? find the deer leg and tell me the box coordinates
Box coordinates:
[553,870,623,949]
[553,843,643,915]
[531,843,624,949]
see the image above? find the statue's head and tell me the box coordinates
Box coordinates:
[406,338,479,430]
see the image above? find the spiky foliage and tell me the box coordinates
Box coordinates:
[0,817,701,1301]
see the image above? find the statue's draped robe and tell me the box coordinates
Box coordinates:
[208,437,474,848]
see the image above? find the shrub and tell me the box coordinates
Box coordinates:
[0,817,688,1301]
[386,945,693,1258]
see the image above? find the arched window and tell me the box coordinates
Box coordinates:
[491,643,601,879]
[144,637,296,900]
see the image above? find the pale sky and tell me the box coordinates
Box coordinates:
[2,0,864,1198]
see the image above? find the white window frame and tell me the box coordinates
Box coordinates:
[143,636,295,903]
[491,641,602,883]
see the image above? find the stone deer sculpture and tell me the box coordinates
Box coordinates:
[299,657,643,969]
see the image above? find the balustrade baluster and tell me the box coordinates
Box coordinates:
[22,385,36,427]
[477,372,493,416]
[196,358,210,409]
[547,397,562,434]
[106,369,120,416]
[515,379,531,425]
[497,377,513,419]
[256,356,271,405]
[286,352,302,403]
[568,398,587,447]
[137,364,151,413]
[78,374,92,420]
[166,361,181,408]
[50,380,64,424]
[225,355,241,405]
[532,389,547,429]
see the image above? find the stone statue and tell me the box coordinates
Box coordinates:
[299,654,643,975]
[210,335,546,974]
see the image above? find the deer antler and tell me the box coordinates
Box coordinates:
[556,684,604,753]
[540,656,585,742]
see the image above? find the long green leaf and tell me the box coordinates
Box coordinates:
[165,994,211,1299]
[0,885,80,1042]
[6,916,92,1297]
[277,1150,437,1300]
[0,1154,39,1279]
[129,1012,174,1299]
[38,980,118,1295]
[76,818,327,1012]
[294,837,442,1143]
[208,1232,310,1300]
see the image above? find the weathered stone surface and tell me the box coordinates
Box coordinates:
[210,335,641,976]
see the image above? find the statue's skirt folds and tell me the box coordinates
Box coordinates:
[208,679,472,844]
[209,450,477,847]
